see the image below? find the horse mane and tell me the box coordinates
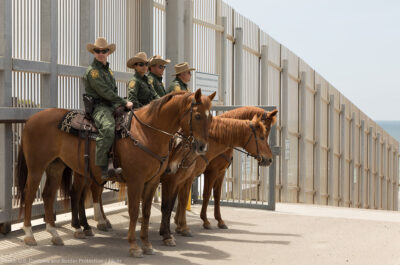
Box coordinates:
[219,106,264,120]
[209,116,264,145]
[219,106,277,126]
[145,91,191,114]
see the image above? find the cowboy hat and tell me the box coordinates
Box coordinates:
[86,37,116,54]
[127,52,149,69]
[172,62,195,76]
[148,55,171,67]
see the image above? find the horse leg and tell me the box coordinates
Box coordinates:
[126,179,144,258]
[175,178,193,237]
[79,186,95,236]
[159,180,178,246]
[91,182,108,231]
[72,173,94,237]
[99,192,112,229]
[213,171,228,229]
[139,180,159,255]
[200,170,216,229]
[70,173,87,239]
[22,169,45,246]
[42,161,65,246]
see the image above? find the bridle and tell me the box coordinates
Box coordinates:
[231,121,263,162]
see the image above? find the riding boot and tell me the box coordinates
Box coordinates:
[107,156,122,176]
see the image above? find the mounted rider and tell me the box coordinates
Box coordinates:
[166,62,195,93]
[83,37,133,181]
[147,55,170,97]
[127,52,160,109]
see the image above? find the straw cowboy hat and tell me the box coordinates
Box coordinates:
[86,37,116,54]
[127,52,149,69]
[172,62,195,76]
[148,55,171,67]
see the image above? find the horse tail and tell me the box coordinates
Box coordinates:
[118,183,127,201]
[16,143,28,217]
[60,167,73,209]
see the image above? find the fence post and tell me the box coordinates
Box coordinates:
[299,71,309,203]
[350,112,355,207]
[165,0,186,86]
[376,133,381,209]
[79,0,95,109]
[328,95,335,205]
[40,0,58,108]
[0,0,13,234]
[394,150,399,210]
[260,45,269,105]
[140,0,154,57]
[232,27,243,201]
[314,85,321,204]
[281,59,289,202]
[340,104,348,206]
[220,16,227,105]
[367,126,373,208]
[267,123,277,210]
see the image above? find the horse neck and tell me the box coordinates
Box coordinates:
[219,106,264,120]
[133,97,183,138]
[209,117,251,148]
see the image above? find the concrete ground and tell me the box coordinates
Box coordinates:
[1,202,400,265]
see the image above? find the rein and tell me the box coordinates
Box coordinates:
[230,122,261,161]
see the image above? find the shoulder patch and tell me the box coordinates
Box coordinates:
[149,78,154,85]
[162,82,165,87]
[109,69,113,76]
[129,80,136,88]
[90,69,99,79]
[174,85,181,91]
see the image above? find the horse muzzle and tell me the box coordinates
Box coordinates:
[258,157,273,167]
[192,140,208,155]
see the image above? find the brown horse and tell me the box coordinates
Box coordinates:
[16,89,215,258]
[200,107,278,230]
[159,113,274,246]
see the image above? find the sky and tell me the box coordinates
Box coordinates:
[224,0,400,121]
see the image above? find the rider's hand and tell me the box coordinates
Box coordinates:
[125,101,133,109]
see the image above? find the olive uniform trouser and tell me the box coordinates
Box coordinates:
[92,104,115,167]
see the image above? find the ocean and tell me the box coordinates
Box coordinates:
[376,121,400,143]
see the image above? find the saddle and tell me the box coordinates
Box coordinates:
[58,110,133,140]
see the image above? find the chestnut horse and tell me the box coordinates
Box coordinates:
[200,107,278,230]
[159,113,274,246]
[16,90,214,258]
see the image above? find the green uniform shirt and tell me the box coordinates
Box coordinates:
[127,72,160,109]
[83,59,127,109]
[166,77,188,94]
[147,72,166,97]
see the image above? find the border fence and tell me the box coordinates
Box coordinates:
[0,0,399,233]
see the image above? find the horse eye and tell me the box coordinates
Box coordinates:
[195,113,201,120]
[260,136,265,141]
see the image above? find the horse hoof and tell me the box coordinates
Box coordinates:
[163,238,176,247]
[142,246,155,255]
[106,220,113,229]
[74,230,86,239]
[138,217,143,223]
[51,236,64,246]
[178,230,193,237]
[218,223,228,229]
[84,228,94,237]
[97,223,108,232]
[203,223,212,229]
[129,248,144,258]
[24,236,37,246]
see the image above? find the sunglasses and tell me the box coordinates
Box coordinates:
[93,49,109,54]
[158,65,166,69]
[135,62,148,67]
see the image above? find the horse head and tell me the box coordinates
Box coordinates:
[178,89,215,155]
[243,113,277,167]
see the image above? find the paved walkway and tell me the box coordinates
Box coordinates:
[1,202,400,265]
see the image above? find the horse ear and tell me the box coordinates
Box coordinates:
[194,89,202,103]
[208,91,216,101]
[268,109,278,125]
[251,114,261,125]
